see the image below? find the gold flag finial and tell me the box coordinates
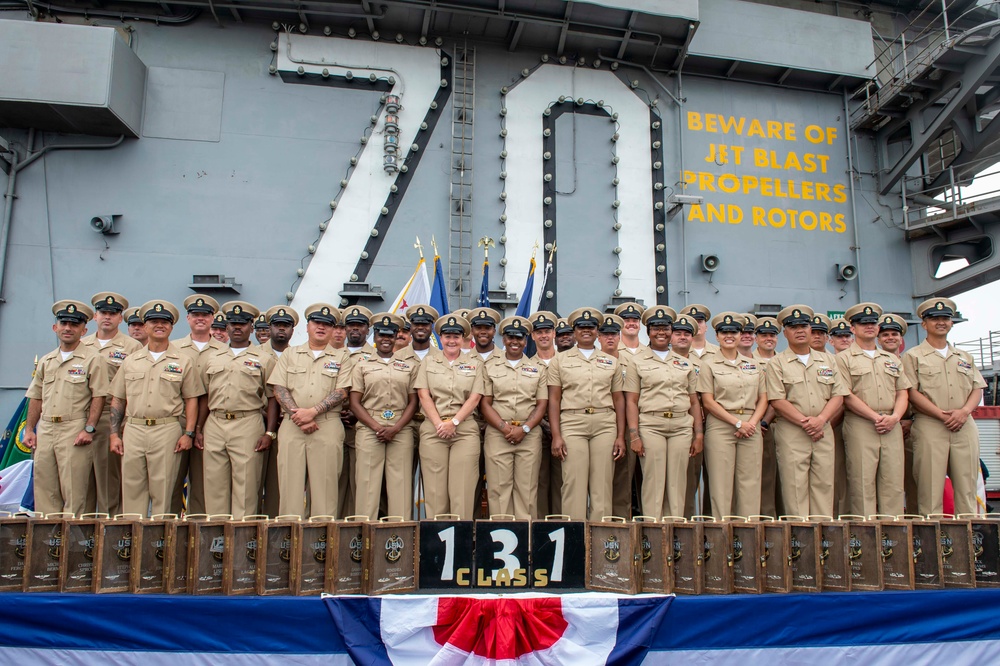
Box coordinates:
[431,235,439,258]
[548,243,557,263]
[414,236,425,259]
[478,236,495,260]
[531,240,539,259]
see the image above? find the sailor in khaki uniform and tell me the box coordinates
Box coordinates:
[338,305,375,517]
[555,318,575,352]
[415,315,483,519]
[211,313,229,344]
[24,301,108,516]
[108,301,205,516]
[599,314,636,518]
[548,307,626,521]
[81,292,142,516]
[530,311,563,516]
[255,305,298,517]
[475,316,548,519]
[625,306,701,518]
[173,294,225,515]
[699,312,767,519]
[614,302,646,356]
[737,314,757,358]
[401,304,439,438]
[679,304,715,517]
[766,305,848,517]
[268,304,352,518]
[836,303,911,517]
[829,319,854,353]
[349,313,419,520]
[197,302,278,519]
[753,317,782,517]
[127,307,148,346]
[903,298,986,515]
[254,313,270,345]
[878,314,916,510]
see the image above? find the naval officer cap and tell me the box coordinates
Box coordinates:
[305,303,341,325]
[917,297,957,319]
[671,314,696,334]
[529,311,558,330]
[342,305,373,325]
[211,313,227,329]
[598,313,625,334]
[222,301,259,324]
[53,299,93,324]
[435,314,471,337]
[879,313,907,334]
[712,311,744,333]
[454,308,472,322]
[845,302,883,325]
[755,317,781,334]
[469,308,501,327]
[500,316,533,338]
[184,294,219,315]
[92,292,128,313]
[140,300,179,323]
[126,307,143,326]
[680,304,711,322]
[568,307,600,328]
[642,305,676,327]
[371,312,404,335]
[555,318,573,335]
[830,319,852,337]
[778,304,813,327]
[405,304,439,325]
[810,313,832,333]
[613,302,645,320]
[265,305,299,326]
[254,313,268,330]
[741,314,758,333]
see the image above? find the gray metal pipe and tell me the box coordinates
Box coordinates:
[843,89,863,301]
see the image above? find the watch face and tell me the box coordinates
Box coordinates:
[522,425,530,433]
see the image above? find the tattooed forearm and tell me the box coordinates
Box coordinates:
[273,386,299,414]
[110,397,125,436]
[314,389,347,415]
[628,427,639,440]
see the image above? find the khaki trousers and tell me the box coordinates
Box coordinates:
[842,412,904,517]
[419,420,480,520]
[612,448,637,519]
[558,412,617,521]
[88,410,121,516]
[355,418,414,520]
[773,419,834,517]
[760,425,779,517]
[637,413,693,519]
[34,418,93,516]
[259,437,280,517]
[704,414,763,519]
[912,414,980,516]
[337,427,356,517]
[833,422,849,516]
[536,422,563,517]
[484,427,542,519]
[203,413,266,519]
[122,421,184,517]
[903,431,918,513]
[277,414,343,518]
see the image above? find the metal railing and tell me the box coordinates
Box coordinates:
[901,156,1000,230]
[957,330,1000,372]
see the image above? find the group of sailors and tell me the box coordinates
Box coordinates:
[25,291,986,524]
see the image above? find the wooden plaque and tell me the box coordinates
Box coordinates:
[474,519,531,590]
[935,516,975,588]
[585,519,641,594]
[969,518,1000,588]
[60,515,103,592]
[530,517,586,590]
[907,519,944,590]
[635,519,670,594]
[327,516,366,594]
[0,514,30,592]
[786,520,822,593]
[188,516,229,595]
[164,518,192,594]
[23,515,67,592]
[362,518,418,595]
[761,522,792,593]
[846,519,884,591]
[876,518,915,591]
[131,515,173,594]
[224,518,263,596]
[292,517,332,596]
[258,518,297,596]
[93,516,138,593]
[419,519,475,590]
[700,521,733,595]
[731,522,764,594]
[817,521,851,592]
[670,522,704,595]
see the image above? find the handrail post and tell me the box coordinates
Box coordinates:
[941,0,950,42]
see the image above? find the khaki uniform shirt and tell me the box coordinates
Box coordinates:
[691,342,720,362]
[201,346,275,412]
[473,354,548,422]
[81,331,143,387]
[350,352,418,413]
[547,347,624,411]
[27,346,109,418]
[415,351,482,417]
[109,344,205,418]
[697,353,765,412]
[765,349,849,417]
[346,343,376,363]
[752,350,777,367]
[903,340,986,411]
[256,340,284,365]
[174,335,227,374]
[836,343,912,413]
[623,348,696,414]
[267,344,353,411]
[618,342,647,357]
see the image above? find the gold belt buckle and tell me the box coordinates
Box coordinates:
[51,416,62,423]
[510,420,523,427]
[734,409,746,415]
[225,412,237,420]
[583,408,595,414]
[144,418,156,426]
[663,411,674,418]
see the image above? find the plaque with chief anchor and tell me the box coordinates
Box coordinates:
[94,514,139,593]
[60,513,105,592]
[0,513,31,592]
[843,515,883,591]
[188,514,230,595]
[634,517,670,594]
[814,517,850,592]
[757,517,792,594]
[781,516,822,593]
[224,515,266,595]
[258,516,298,595]
[728,518,764,594]
[293,516,333,595]
[132,514,174,594]
[872,515,914,591]
[965,515,1000,588]
[328,515,367,594]
[899,515,943,590]
[585,517,642,594]
[24,513,69,592]
[932,514,975,589]
[695,517,733,595]
[667,518,703,595]
[362,516,418,595]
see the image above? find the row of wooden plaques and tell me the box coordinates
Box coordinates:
[2,514,998,595]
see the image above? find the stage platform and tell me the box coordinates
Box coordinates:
[2,589,999,664]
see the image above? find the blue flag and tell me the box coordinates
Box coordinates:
[515,257,536,318]
[430,254,450,316]
[476,260,490,307]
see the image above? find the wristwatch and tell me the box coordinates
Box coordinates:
[84,425,96,434]
[760,419,769,430]
[265,431,278,439]
[451,417,461,427]
[734,420,743,430]
[183,430,195,438]
[521,424,531,434]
